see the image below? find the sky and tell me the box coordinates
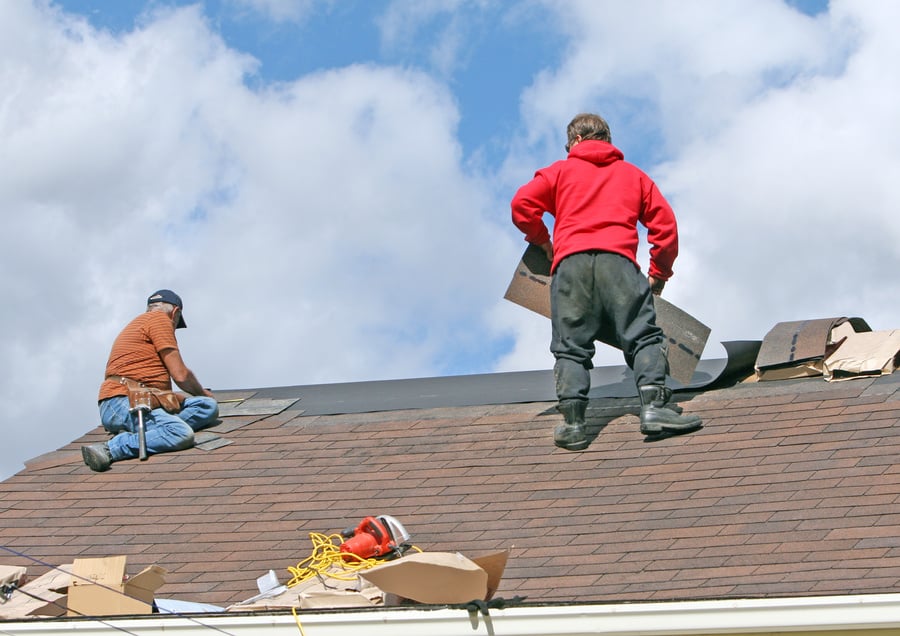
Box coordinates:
[1,0,898,480]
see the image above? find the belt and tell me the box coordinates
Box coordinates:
[106,375,163,391]
[107,375,141,387]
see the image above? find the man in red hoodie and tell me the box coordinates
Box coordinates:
[511,113,702,451]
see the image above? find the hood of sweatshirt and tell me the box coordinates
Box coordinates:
[568,139,624,166]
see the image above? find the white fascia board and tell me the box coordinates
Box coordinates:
[3,594,900,635]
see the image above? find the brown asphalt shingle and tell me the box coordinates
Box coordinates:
[1,370,899,609]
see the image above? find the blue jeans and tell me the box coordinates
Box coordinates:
[99,395,219,461]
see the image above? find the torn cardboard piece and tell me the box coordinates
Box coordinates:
[226,583,382,612]
[359,550,508,605]
[0,565,30,617]
[298,589,382,609]
[294,572,384,610]
[226,564,383,611]
[65,556,166,617]
[824,330,900,381]
[0,564,72,619]
[0,564,26,588]
[504,245,710,384]
[471,550,507,601]
[755,317,871,381]
[226,585,300,612]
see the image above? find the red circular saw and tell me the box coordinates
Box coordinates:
[339,515,410,562]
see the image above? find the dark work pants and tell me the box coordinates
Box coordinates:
[550,251,668,403]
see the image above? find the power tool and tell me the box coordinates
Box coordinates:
[339,515,410,562]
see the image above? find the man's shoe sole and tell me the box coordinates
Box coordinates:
[82,446,112,472]
[555,439,589,451]
[642,420,703,436]
[554,423,589,451]
[553,424,588,450]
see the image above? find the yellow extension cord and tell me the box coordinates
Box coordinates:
[291,606,308,636]
[285,532,421,587]
[286,532,422,635]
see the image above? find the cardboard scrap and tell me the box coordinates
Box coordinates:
[226,582,383,612]
[824,330,900,381]
[226,564,383,611]
[360,550,508,606]
[361,552,485,605]
[0,564,72,619]
[226,585,300,612]
[755,317,871,381]
[0,564,26,588]
[504,245,710,384]
[471,550,508,601]
[65,556,166,617]
[298,589,381,610]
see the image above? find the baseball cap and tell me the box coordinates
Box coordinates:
[147,289,187,328]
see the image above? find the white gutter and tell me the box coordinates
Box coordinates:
[2,593,900,636]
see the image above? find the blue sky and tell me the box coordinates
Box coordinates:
[2,0,898,479]
[57,0,566,164]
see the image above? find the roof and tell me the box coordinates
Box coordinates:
[1,332,899,617]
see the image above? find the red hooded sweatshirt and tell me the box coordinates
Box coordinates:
[511,140,678,280]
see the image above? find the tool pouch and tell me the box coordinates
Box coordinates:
[149,390,185,413]
[112,376,186,414]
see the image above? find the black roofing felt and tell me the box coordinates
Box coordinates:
[227,341,761,416]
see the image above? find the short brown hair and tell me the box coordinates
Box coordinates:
[567,113,611,150]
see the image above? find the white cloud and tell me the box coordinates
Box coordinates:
[229,0,319,24]
[0,2,517,478]
[194,62,519,386]
[377,0,492,77]
[501,0,900,361]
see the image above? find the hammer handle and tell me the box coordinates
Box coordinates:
[137,409,148,461]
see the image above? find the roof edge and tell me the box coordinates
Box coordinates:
[5,593,899,634]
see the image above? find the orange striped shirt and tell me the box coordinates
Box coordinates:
[97,311,179,402]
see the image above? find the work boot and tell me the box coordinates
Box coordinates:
[639,386,702,436]
[81,442,113,472]
[554,400,589,451]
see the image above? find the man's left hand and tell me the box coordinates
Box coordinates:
[538,241,553,262]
